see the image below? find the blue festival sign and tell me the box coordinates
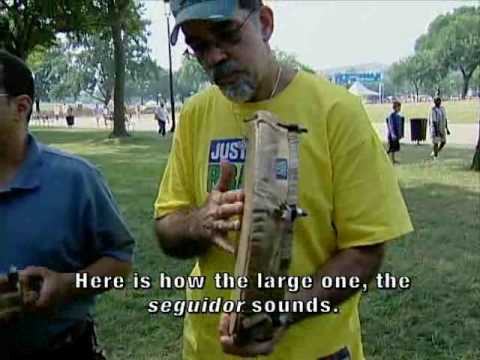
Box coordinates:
[334,72,383,85]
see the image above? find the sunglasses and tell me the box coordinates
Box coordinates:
[185,8,259,59]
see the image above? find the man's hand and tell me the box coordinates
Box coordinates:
[446,128,451,135]
[218,313,285,357]
[155,161,244,258]
[197,161,244,254]
[19,267,74,311]
[0,274,21,325]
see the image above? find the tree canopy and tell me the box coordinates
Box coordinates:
[395,6,480,99]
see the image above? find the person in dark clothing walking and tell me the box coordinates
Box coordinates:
[386,100,403,164]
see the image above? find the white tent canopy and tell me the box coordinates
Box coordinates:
[348,81,379,97]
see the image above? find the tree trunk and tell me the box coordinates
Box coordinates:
[461,75,470,100]
[460,66,476,100]
[471,120,480,171]
[110,1,128,138]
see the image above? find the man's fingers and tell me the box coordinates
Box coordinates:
[220,336,274,357]
[218,312,231,336]
[216,202,243,218]
[219,190,244,204]
[0,292,22,307]
[20,266,46,283]
[0,275,10,292]
[219,312,278,357]
[0,307,21,323]
[214,161,236,192]
[212,235,235,254]
[241,313,271,330]
[22,290,40,306]
[212,219,241,232]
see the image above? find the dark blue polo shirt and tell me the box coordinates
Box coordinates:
[0,134,135,351]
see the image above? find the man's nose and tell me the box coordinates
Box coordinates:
[202,45,228,68]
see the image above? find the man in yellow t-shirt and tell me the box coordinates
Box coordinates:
[154,1,413,359]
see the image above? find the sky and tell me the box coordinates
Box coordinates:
[142,0,478,72]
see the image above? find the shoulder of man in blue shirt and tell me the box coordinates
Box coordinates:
[2,133,135,269]
[36,134,135,260]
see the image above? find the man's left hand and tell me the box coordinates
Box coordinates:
[446,128,451,135]
[20,267,73,311]
[218,313,286,357]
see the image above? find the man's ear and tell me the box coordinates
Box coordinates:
[259,6,274,42]
[15,95,32,123]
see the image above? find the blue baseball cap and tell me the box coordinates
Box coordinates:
[169,0,242,45]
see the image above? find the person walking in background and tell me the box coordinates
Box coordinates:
[66,104,75,128]
[154,102,167,136]
[386,100,403,164]
[95,103,102,128]
[54,103,60,124]
[429,97,450,160]
[136,104,142,122]
[60,103,66,120]
[102,105,110,128]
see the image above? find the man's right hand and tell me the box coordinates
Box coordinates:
[196,161,244,254]
[0,274,21,325]
[0,273,38,325]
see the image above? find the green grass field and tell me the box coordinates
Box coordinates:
[365,99,479,124]
[31,129,480,360]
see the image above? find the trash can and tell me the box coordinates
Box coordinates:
[410,118,427,144]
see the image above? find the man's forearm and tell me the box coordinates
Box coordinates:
[155,208,210,259]
[287,244,384,324]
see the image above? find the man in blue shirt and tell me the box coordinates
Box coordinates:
[386,100,403,164]
[0,50,135,359]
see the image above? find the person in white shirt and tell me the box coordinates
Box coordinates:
[154,103,168,136]
[428,97,451,159]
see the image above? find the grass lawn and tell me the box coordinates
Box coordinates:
[365,99,479,124]
[31,129,480,360]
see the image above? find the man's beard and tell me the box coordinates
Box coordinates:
[206,61,257,103]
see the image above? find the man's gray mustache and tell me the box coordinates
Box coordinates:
[207,62,241,82]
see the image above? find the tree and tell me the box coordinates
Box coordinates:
[28,44,88,107]
[470,63,480,95]
[67,28,150,107]
[274,49,315,74]
[390,54,429,100]
[1,0,150,138]
[73,0,149,137]
[472,120,480,171]
[175,55,209,101]
[416,6,480,98]
[126,59,169,105]
[0,1,91,59]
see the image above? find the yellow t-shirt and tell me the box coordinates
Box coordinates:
[154,71,413,360]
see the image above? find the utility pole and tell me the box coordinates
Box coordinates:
[164,0,176,132]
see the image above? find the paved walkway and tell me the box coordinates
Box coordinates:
[31,115,478,146]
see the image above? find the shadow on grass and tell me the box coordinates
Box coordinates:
[363,182,479,360]
[388,143,475,168]
[32,128,170,149]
